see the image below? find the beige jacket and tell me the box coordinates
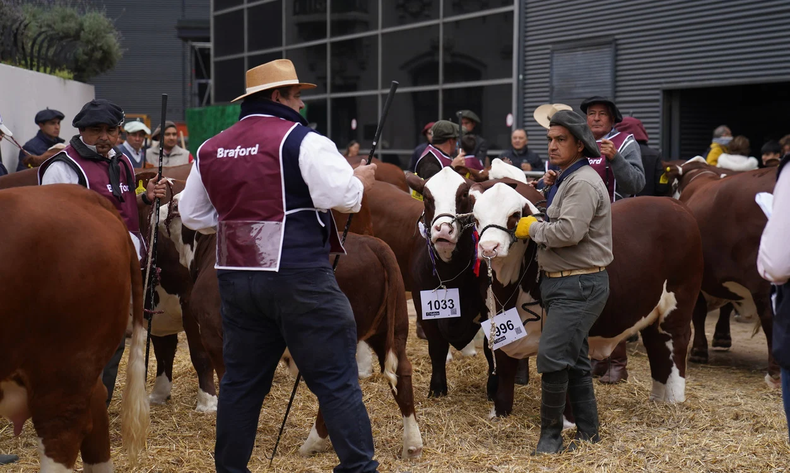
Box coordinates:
[528,163,613,272]
[145,144,191,167]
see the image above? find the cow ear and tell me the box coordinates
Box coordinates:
[522,197,540,216]
[405,172,426,194]
[469,183,484,203]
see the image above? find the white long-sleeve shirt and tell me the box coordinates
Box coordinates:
[757,166,790,284]
[180,131,363,234]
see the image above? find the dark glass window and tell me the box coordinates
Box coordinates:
[214,10,245,57]
[330,36,378,93]
[287,44,329,94]
[330,95,378,150]
[382,0,439,27]
[382,90,439,156]
[215,0,243,12]
[247,1,283,52]
[303,98,329,136]
[443,0,513,18]
[286,0,328,45]
[248,51,283,70]
[442,84,512,157]
[442,11,513,83]
[381,26,439,88]
[331,0,378,37]
[214,58,246,103]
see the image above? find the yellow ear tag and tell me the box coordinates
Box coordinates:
[659,173,669,184]
[665,167,671,172]
[465,172,471,179]
[411,189,424,201]
[135,180,147,195]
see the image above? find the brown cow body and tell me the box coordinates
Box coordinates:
[0,185,148,471]
[346,157,409,192]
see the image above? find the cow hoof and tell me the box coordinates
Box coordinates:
[562,415,576,431]
[403,445,423,459]
[460,341,477,357]
[195,389,218,413]
[765,374,781,389]
[445,351,453,363]
[428,387,448,398]
[149,373,173,405]
[401,414,423,459]
[688,349,708,364]
[299,424,331,456]
[711,336,732,350]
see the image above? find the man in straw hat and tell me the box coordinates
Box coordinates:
[178,59,379,473]
[514,109,613,454]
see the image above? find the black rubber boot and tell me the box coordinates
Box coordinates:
[567,372,600,451]
[0,454,19,465]
[515,358,530,385]
[533,370,568,455]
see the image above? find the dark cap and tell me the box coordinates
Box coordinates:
[457,110,481,124]
[35,108,65,124]
[151,120,178,140]
[72,99,124,129]
[430,120,459,143]
[422,121,435,136]
[549,110,600,158]
[580,96,623,124]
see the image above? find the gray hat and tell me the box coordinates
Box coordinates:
[580,96,623,124]
[152,120,178,140]
[457,110,481,124]
[549,110,600,158]
[431,120,459,143]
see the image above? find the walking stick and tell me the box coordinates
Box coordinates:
[143,93,168,381]
[270,81,399,466]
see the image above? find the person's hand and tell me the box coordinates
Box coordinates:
[451,156,466,168]
[354,162,377,192]
[599,139,616,161]
[501,157,513,165]
[542,170,557,186]
[521,162,532,171]
[146,175,168,202]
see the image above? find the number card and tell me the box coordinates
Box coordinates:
[481,308,526,350]
[420,288,461,320]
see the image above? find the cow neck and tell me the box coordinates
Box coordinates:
[70,135,128,201]
[489,241,538,312]
[426,223,476,288]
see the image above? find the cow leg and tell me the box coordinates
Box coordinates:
[491,351,519,418]
[712,303,733,349]
[754,293,781,387]
[299,409,331,456]
[689,294,710,364]
[149,334,177,404]
[426,332,450,397]
[641,321,688,403]
[483,342,498,401]
[81,379,112,473]
[357,341,374,379]
[31,390,91,472]
[182,304,218,413]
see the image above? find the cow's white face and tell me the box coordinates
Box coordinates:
[472,183,532,259]
[423,167,469,262]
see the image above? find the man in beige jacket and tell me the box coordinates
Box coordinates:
[146,120,192,167]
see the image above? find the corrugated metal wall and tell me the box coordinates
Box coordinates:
[521,0,790,155]
[88,0,210,123]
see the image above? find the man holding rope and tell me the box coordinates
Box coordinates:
[37,98,168,405]
[179,59,378,473]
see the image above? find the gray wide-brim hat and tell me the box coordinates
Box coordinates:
[549,110,600,158]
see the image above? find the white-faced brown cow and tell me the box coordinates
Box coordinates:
[471,182,703,416]
[0,184,149,472]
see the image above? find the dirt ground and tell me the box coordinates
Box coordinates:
[2,306,788,472]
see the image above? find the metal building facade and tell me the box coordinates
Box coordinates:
[521,0,790,158]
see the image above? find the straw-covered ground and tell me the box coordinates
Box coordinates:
[2,305,788,472]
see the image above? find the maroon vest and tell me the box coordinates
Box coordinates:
[415,144,485,173]
[38,145,141,236]
[590,131,631,202]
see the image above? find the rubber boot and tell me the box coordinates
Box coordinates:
[599,340,628,384]
[533,370,568,454]
[515,358,530,385]
[567,372,600,451]
[0,454,19,465]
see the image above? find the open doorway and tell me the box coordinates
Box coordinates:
[662,80,790,160]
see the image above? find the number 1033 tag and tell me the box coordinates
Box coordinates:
[420,288,461,320]
[480,308,526,350]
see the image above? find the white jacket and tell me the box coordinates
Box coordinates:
[717,153,759,171]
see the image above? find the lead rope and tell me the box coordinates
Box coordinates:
[484,255,497,375]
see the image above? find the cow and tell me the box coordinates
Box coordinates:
[346,157,409,192]
[471,182,703,416]
[0,184,148,471]
[160,193,424,459]
[661,157,779,386]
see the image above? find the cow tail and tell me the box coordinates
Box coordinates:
[380,244,401,395]
[121,238,150,465]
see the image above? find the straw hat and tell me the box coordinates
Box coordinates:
[533,103,573,129]
[232,59,316,102]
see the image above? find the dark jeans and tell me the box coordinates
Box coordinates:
[783,366,790,443]
[214,268,378,473]
[102,337,126,407]
[537,271,609,374]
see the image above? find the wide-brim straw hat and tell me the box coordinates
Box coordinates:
[232,59,316,102]
[533,103,573,129]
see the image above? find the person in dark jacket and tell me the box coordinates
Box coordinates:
[17,108,65,172]
[617,117,669,197]
[409,121,434,171]
[498,128,543,171]
[458,110,489,167]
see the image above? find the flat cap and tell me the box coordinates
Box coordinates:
[457,110,481,124]
[549,110,600,158]
[422,121,435,136]
[72,99,124,129]
[124,119,151,135]
[35,108,65,124]
[580,96,623,124]
[151,120,178,141]
[431,120,459,143]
